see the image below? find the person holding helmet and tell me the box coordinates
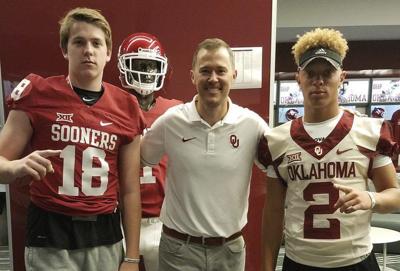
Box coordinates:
[118,32,182,271]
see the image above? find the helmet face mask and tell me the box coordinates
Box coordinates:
[118,33,168,96]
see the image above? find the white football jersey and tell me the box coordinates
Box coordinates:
[258,111,397,267]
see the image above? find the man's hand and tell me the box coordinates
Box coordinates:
[334,184,373,213]
[8,150,61,181]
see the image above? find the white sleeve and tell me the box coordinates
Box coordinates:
[140,114,166,167]
[266,165,277,178]
[372,154,393,169]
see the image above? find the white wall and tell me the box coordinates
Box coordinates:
[277,0,400,41]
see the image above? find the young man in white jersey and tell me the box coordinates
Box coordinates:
[258,28,400,271]
[0,8,143,271]
[118,32,182,271]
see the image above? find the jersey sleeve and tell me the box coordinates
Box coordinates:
[257,134,273,170]
[377,120,399,157]
[6,74,48,128]
[105,84,146,145]
[7,74,38,112]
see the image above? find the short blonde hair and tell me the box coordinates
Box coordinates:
[59,7,112,53]
[292,28,348,66]
[192,38,235,69]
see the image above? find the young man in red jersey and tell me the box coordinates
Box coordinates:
[0,7,144,271]
[118,32,182,271]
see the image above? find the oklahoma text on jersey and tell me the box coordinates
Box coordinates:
[287,161,356,181]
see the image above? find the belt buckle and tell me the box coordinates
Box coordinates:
[201,236,206,245]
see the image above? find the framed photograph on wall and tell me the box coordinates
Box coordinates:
[371,78,400,103]
[370,104,400,120]
[278,80,303,105]
[338,79,369,104]
[277,106,304,124]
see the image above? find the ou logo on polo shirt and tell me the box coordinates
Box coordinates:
[230,135,239,148]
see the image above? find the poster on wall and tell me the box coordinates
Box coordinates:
[338,79,369,104]
[371,78,400,103]
[278,80,303,105]
[278,107,304,123]
[277,106,356,124]
[370,104,400,120]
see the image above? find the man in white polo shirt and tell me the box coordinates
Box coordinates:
[140,38,269,271]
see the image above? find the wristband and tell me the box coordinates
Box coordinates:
[367,191,376,209]
[123,257,140,264]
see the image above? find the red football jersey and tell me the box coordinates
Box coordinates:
[140,96,181,217]
[391,109,400,171]
[8,74,145,216]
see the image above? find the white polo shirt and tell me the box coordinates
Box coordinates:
[141,96,269,237]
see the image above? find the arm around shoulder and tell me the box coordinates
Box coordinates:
[140,113,168,166]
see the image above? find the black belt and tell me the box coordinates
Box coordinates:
[162,225,242,246]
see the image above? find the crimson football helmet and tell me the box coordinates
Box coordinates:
[285,108,300,121]
[118,33,168,95]
[371,107,385,118]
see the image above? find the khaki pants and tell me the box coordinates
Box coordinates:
[25,241,123,271]
[159,232,245,271]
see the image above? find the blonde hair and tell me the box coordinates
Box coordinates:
[59,7,112,53]
[192,38,235,69]
[292,28,348,66]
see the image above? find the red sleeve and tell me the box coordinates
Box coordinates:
[377,120,399,157]
[257,135,273,168]
[7,73,38,111]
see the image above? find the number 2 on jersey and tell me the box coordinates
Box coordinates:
[303,182,340,239]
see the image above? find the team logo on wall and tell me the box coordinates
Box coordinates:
[230,134,239,148]
[56,113,74,123]
[287,152,302,164]
[314,145,323,156]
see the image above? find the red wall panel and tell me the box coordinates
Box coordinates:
[0,1,273,270]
